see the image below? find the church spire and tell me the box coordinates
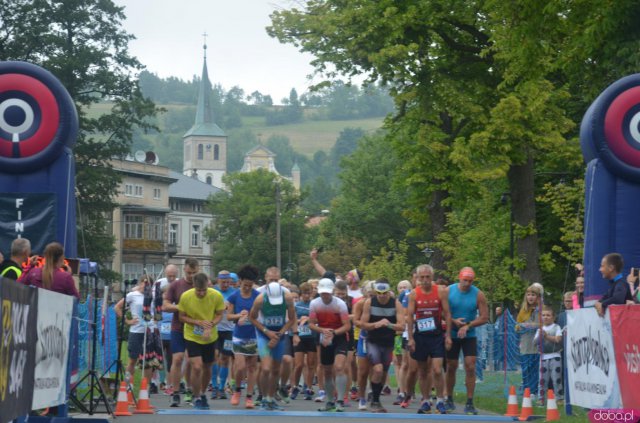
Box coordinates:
[194,33,215,125]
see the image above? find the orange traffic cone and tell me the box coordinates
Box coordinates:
[518,388,533,421]
[505,385,520,416]
[133,377,155,414]
[114,381,133,416]
[545,389,560,421]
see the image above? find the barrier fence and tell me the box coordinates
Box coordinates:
[1,280,637,422]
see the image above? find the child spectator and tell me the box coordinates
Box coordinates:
[534,305,563,403]
[516,283,542,400]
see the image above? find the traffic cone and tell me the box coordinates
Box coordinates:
[504,385,520,416]
[545,389,560,421]
[133,377,155,414]
[518,388,533,421]
[114,381,133,416]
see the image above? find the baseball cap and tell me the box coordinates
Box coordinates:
[374,281,391,293]
[317,278,334,294]
[229,272,239,283]
[266,281,284,305]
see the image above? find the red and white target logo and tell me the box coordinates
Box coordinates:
[604,86,640,168]
[0,62,77,174]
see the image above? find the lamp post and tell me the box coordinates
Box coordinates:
[501,193,514,276]
[422,246,435,264]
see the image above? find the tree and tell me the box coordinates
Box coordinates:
[207,169,305,272]
[0,0,159,279]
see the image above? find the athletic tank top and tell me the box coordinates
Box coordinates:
[414,285,442,336]
[260,292,287,332]
[367,296,396,345]
[449,283,479,338]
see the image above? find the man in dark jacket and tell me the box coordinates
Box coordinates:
[594,253,632,317]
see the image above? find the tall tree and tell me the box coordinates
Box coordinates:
[0,0,158,277]
[207,169,305,272]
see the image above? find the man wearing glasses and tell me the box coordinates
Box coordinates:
[444,267,488,415]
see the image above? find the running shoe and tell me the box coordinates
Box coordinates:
[290,386,300,400]
[170,393,180,407]
[382,385,392,396]
[371,401,388,413]
[350,386,359,400]
[318,402,337,412]
[245,397,255,409]
[393,393,405,405]
[358,398,367,410]
[184,390,193,405]
[164,387,175,396]
[417,401,431,414]
[194,398,208,410]
[179,382,186,394]
[464,403,478,415]
[400,395,412,409]
[435,401,447,414]
[278,387,290,404]
[445,398,456,411]
[230,391,241,406]
[335,400,345,412]
[304,389,314,401]
[218,391,227,400]
[269,400,284,411]
[314,390,326,402]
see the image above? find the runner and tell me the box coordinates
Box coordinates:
[163,257,199,407]
[360,279,404,413]
[178,273,225,409]
[353,281,374,410]
[333,280,355,406]
[309,278,351,412]
[393,279,412,406]
[291,282,317,400]
[406,264,452,414]
[211,270,237,399]
[227,265,261,409]
[444,267,488,414]
[250,281,297,410]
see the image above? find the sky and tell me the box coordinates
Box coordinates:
[114,0,320,104]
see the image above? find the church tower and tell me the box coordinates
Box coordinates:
[183,38,227,188]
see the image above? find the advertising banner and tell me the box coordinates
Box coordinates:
[0,282,38,423]
[0,193,57,254]
[608,305,640,408]
[567,308,621,408]
[32,289,73,409]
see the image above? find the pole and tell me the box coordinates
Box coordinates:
[509,205,515,276]
[276,181,281,270]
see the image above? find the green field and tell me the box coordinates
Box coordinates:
[80,102,385,157]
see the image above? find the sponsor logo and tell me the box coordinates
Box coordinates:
[589,409,639,423]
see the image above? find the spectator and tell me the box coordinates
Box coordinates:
[557,292,573,331]
[626,268,640,304]
[573,276,584,309]
[533,305,563,403]
[0,238,31,281]
[516,283,542,400]
[594,253,632,317]
[21,242,79,299]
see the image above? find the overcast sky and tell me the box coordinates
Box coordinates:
[114,0,320,104]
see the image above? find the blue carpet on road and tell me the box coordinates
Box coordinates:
[157,409,515,420]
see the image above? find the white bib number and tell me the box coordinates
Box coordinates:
[223,339,233,352]
[160,322,171,335]
[416,317,436,333]
[193,325,204,336]
[298,324,312,337]
[264,316,284,327]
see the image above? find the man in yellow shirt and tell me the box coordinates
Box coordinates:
[179,273,225,410]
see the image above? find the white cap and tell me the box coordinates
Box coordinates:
[266,281,284,305]
[317,278,334,294]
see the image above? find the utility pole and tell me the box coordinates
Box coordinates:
[276,181,281,270]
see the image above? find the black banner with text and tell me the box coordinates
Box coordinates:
[0,281,38,423]
[0,194,57,255]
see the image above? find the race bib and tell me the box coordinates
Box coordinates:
[264,316,284,327]
[416,317,436,333]
[193,325,204,336]
[298,324,312,337]
[160,322,171,335]
[223,339,233,352]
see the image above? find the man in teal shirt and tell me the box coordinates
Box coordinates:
[444,267,488,415]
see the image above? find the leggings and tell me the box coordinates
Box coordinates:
[541,357,563,399]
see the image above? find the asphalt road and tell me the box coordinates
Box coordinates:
[69,388,516,423]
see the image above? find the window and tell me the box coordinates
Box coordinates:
[191,224,201,247]
[198,144,204,160]
[206,175,212,185]
[124,215,143,239]
[192,202,202,212]
[134,185,143,197]
[214,144,219,160]
[169,223,178,246]
[123,263,144,282]
[153,188,161,200]
[148,216,163,240]
[124,183,133,196]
